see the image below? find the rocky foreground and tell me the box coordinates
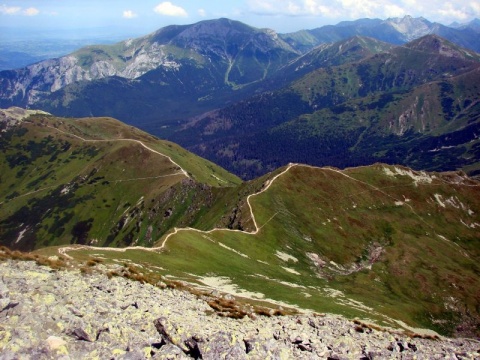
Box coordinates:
[0,260,478,359]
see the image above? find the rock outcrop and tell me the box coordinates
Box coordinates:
[0,260,478,359]
[0,106,50,133]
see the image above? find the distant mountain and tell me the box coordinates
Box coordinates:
[174,35,480,179]
[450,18,480,31]
[270,36,395,86]
[0,108,240,251]
[0,19,298,125]
[282,16,480,52]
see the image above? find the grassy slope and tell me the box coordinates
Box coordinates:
[0,114,240,250]
[66,164,480,337]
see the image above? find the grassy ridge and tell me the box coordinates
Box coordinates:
[3,112,479,336]
[0,114,240,251]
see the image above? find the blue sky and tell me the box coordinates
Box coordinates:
[1,0,479,34]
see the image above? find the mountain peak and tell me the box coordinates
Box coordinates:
[406,34,480,60]
[148,18,294,55]
[148,18,256,45]
[384,16,433,41]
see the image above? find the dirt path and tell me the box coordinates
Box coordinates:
[0,185,57,206]
[58,244,164,260]
[1,125,188,206]
[59,163,295,258]
[58,162,479,258]
[159,163,295,248]
[48,125,190,178]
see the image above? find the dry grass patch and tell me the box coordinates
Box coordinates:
[0,246,68,270]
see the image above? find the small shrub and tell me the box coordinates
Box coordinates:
[254,307,273,317]
[107,270,120,279]
[272,308,288,316]
[79,266,92,275]
[354,325,365,333]
[85,258,103,267]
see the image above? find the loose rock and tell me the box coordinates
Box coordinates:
[0,260,478,359]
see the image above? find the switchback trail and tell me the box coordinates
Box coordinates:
[58,163,296,258]
[57,163,479,258]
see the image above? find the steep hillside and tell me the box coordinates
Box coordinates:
[2,107,479,338]
[0,108,240,251]
[57,163,480,337]
[174,35,480,179]
[269,36,395,87]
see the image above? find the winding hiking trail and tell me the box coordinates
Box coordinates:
[58,163,295,259]
[56,162,479,259]
[48,125,190,178]
[1,124,188,205]
[159,163,295,249]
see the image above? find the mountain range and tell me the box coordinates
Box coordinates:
[1,16,480,180]
[178,34,480,178]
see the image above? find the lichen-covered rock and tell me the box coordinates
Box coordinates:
[198,332,246,360]
[0,259,478,360]
[152,344,190,359]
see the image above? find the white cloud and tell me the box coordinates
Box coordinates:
[471,1,480,13]
[246,0,480,22]
[123,10,137,19]
[253,0,277,14]
[247,0,480,23]
[198,8,206,17]
[0,5,40,16]
[153,2,188,17]
[23,7,39,16]
[0,5,21,15]
[401,0,417,6]
[337,0,381,19]
[247,0,357,17]
[384,4,407,17]
[437,3,469,20]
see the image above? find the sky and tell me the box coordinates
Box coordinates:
[1,0,479,35]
